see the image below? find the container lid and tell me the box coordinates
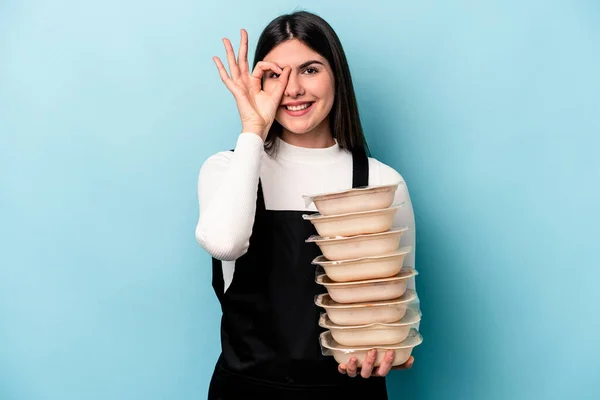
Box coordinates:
[319,308,421,330]
[315,267,418,287]
[315,289,418,308]
[320,328,423,352]
[302,203,404,222]
[312,246,412,266]
[302,182,403,207]
[306,227,408,243]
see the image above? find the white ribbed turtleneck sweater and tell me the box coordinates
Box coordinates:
[196,133,416,292]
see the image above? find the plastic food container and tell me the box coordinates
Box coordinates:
[306,227,408,261]
[320,329,423,367]
[319,308,421,346]
[302,183,402,216]
[316,268,417,303]
[314,290,417,326]
[302,204,402,237]
[312,246,412,282]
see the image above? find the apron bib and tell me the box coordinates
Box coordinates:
[208,149,387,399]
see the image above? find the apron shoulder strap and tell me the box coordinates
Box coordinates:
[351,149,369,188]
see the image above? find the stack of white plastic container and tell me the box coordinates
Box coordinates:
[303,183,422,367]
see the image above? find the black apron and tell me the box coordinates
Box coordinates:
[208,149,387,399]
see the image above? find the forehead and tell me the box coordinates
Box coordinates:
[262,39,328,68]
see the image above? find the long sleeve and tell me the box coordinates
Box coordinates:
[195,133,264,261]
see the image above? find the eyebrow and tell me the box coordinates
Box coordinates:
[276,60,325,70]
[299,60,324,69]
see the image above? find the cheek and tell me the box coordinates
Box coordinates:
[324,88,335,110]
[304,79,334,127]
[317,79,335,109]
[316,78,334,98]
[318,84,335,116]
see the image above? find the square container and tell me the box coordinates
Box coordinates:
[303,183,402,216]
[314,290,417,326]
[302,204,402,237]
[315,268,417,304]
[306,227,408,261]
[311,246,412,282]
[318,308,421,346]
[319,329,423,367]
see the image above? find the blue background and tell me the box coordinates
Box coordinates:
[1,1,599,399]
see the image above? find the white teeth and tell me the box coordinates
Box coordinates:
[286,103,311,111]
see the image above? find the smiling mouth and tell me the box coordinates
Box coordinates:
[283,102,314,111]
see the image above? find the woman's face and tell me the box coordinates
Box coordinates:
[262,39,335,137]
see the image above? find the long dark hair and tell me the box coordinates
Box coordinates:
[253,11,370,157]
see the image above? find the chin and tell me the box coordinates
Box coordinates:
[277,120,316,135]
[282,125,313,135]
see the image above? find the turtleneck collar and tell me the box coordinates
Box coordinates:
[273,136,345,164]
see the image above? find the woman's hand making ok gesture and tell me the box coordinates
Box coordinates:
[213,29,291,140]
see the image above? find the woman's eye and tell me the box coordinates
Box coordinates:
[304,67,318,74]
[269,72,280,79]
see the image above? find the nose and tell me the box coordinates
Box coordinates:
[284,73,304,98]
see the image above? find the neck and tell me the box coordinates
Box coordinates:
[280,120,335,149]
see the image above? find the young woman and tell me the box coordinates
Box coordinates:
[196,11,417,399]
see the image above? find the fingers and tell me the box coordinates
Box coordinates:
[251,61,283,80]
[360,349,377,379]
[391,356,414,370]
[238,29,249,74]
[373,350,395,377]
[341,353,412,379]
[272,66,291,98]
[222,38,240,80]
[346,357,358,378]
[250,62,288,96]
[213,56,236,93]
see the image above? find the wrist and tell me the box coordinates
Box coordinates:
[241,125,268,140]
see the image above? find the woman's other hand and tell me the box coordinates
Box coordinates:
[338,350,414,378]
[213,29,291,140]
